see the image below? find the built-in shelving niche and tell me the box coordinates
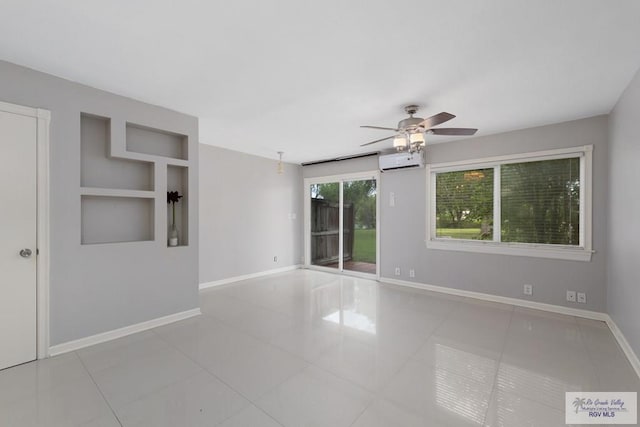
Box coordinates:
[81,113,156,245]
[81,114,154,191]
[80,114,190,246]
[81,196,154,245]
[126,123,188,160]
[167,165,188,247]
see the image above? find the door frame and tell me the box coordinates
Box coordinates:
[0,100,51,360]
[303,170,380,279]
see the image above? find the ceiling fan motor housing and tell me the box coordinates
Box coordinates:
[397,116,424,130]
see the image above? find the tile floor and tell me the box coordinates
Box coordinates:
[1,269,638,426]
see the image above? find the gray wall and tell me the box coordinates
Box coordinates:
[304,116,608,311]
[0,60,199,346]
[608,69,640,355]
[199,145,303,284]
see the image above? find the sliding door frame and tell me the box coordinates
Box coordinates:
[303,170,380,279]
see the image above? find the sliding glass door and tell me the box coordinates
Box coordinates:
[307,173,378,277]
[343,179,377,274]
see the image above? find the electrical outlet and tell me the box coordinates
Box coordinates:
[395,267,401,276]
[577,292,587,304]
[566,290,576,302]
[523,284,533,295]
[409,269,415,278]
[273,256,278,262]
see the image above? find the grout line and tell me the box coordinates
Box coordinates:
[481,305,515,427]
[74,351,125,427]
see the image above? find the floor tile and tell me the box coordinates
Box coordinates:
[88,344,202,408]
[200,334,308,400]
[78,414,122,427]
[232,306,298,341]
[351,398,429,427]
[217,405,282,427]
[0,374,114,427]
[115,372,249,426]
[77,331,169,373]
[432,300,512,354]
[0,352,90,406]
[312,333,409,392]
[383,359,493,425]
[413,335,500,385]
[199,292,258,324]
[484,389,569,427]
[508,307,583,351]
[256,366,371,427]
[269,323,343,362]
[495,354,599,410]
[152,314,232,353]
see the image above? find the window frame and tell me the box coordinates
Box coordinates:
[426,145,593,262]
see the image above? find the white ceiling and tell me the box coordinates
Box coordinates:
[2,1,640,163]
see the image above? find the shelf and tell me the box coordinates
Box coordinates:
[126,123,188,160]
[81,114,154,191]
[80,187,156,198]
[81,195,154,245]
[117,151,189,167]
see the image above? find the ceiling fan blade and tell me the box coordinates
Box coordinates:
[360,135,395,146]
[360,125,399,131]
[429,128,478,136]
[418,112,456,129]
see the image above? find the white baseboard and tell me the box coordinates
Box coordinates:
[380,276,608,321]
[604,317,640,380]
[199,265,301,290]
[48,308,201,356]
[380,276,640,379]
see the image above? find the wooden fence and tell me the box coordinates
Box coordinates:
[310,198,354,265]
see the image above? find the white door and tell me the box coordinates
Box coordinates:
[0,109,37,370]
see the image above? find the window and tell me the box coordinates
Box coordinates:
[427,146,592,261]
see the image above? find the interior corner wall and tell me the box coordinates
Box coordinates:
[199,145,303,284]
[0,60,199,346]
[302,115,608,311]
[608,68,640,356]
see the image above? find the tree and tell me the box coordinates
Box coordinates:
[435,169,493,230]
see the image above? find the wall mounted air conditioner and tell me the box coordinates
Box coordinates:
[379,151,425,171]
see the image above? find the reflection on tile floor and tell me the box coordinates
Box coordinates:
[1,270,638,426]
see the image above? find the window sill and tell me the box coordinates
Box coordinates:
[426,239,593,262]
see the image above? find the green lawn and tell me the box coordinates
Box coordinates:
[352,229,376,263]
[436,228,482,239]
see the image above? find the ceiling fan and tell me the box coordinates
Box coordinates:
[360,105,478,152]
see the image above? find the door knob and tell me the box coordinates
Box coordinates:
[19,249,32,258]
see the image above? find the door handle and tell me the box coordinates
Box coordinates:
[19,249,33,258]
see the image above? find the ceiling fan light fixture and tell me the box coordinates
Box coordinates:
[393,135,407,150]
[409,132,425,144]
